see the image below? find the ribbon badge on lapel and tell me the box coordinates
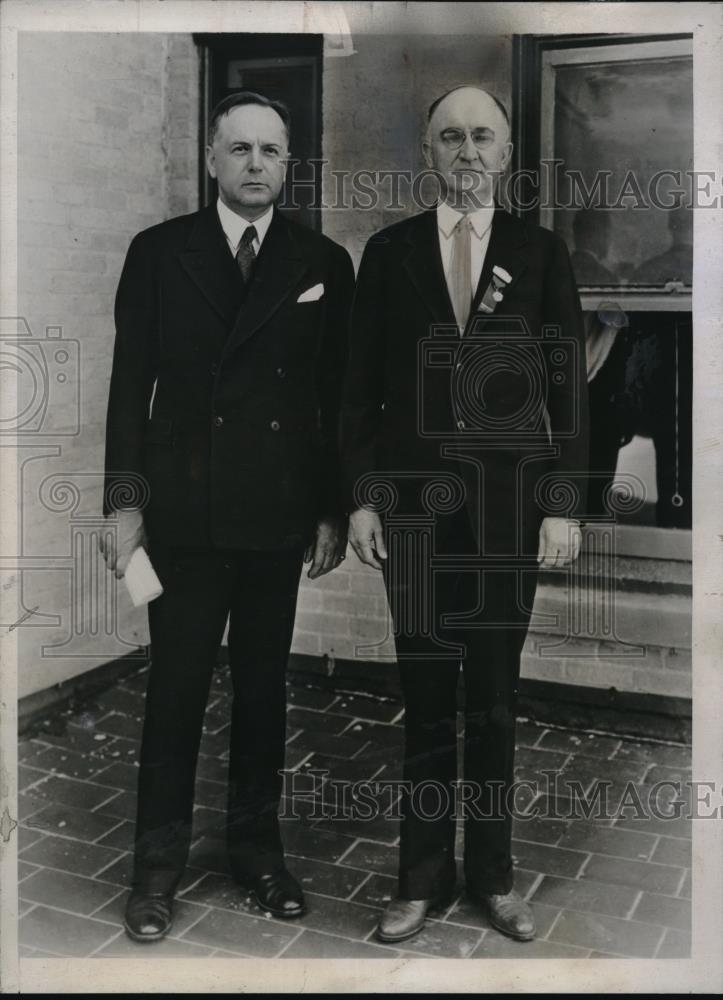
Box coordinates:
[478,265,513,314]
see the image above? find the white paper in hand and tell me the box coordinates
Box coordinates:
[124,546,163,607]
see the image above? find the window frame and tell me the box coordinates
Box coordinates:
[512,33,693,561]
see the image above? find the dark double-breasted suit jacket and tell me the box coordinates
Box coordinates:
[104,204,355,550]
[341,207,590,556]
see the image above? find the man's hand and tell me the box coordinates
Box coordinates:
[98,509,147,579]
[305,516,348,580]
[537,516,582,569]
[348,508,387,570]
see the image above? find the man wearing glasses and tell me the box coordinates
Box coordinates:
[341,86,588,944]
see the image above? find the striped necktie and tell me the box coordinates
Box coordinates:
[235,225,257,283]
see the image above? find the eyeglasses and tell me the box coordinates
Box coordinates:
[439,128,495,150]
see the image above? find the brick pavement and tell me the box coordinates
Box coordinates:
[17,665,691,959]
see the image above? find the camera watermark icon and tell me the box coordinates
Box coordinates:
[349,477,648,665]
[352,471,471,660]
[0,317,81,436]
[3,465,151,659]
[418,316,581,446]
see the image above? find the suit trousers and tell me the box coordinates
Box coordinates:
[132,540,305,891]
[383,505,539,899]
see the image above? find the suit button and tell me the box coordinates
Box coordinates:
[210,363,218,376]
[214,415,224,427]
[270,420,280,431]
[276,367,286,379]
[457,419,466,430]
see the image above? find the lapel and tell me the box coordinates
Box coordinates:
[402,210,456,326]
[402,207,530,334]
[469,208,530,326]
[221,208,309,361]
[178,205,244,328]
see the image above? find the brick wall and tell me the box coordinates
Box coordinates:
[17,33,199,698]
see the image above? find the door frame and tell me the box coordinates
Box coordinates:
[194,33,324,229]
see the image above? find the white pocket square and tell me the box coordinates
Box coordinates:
[297,283,324,303]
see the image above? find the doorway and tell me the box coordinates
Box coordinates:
[195,33,323,230]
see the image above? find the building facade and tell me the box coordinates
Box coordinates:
[15,26,691,721]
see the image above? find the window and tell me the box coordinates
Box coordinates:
[513,34,693,545]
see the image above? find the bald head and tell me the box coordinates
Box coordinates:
[422,85,513,212]
[426,86,510,142]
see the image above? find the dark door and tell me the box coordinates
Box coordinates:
[195,33,323,230]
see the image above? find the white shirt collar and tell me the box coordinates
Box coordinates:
[437,200,495,240]
[216,197,274,251]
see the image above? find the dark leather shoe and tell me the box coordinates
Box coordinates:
[123,887,174,942]
[240,867,306,919]
[375,890,454,944]
[481,889,536,941]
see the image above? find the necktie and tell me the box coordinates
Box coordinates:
[235,225,257,283]
[448,217,473,332]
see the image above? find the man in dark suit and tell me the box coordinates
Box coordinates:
[101,91,354,942]
[341,86,588,944]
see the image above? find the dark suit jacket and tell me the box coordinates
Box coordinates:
[103,205,355,550]
[340,207,589,540]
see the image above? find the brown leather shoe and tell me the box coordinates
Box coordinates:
[482,888,536,941]
[375,891,453,944]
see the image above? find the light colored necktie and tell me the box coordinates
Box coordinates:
[448,217,473,332]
